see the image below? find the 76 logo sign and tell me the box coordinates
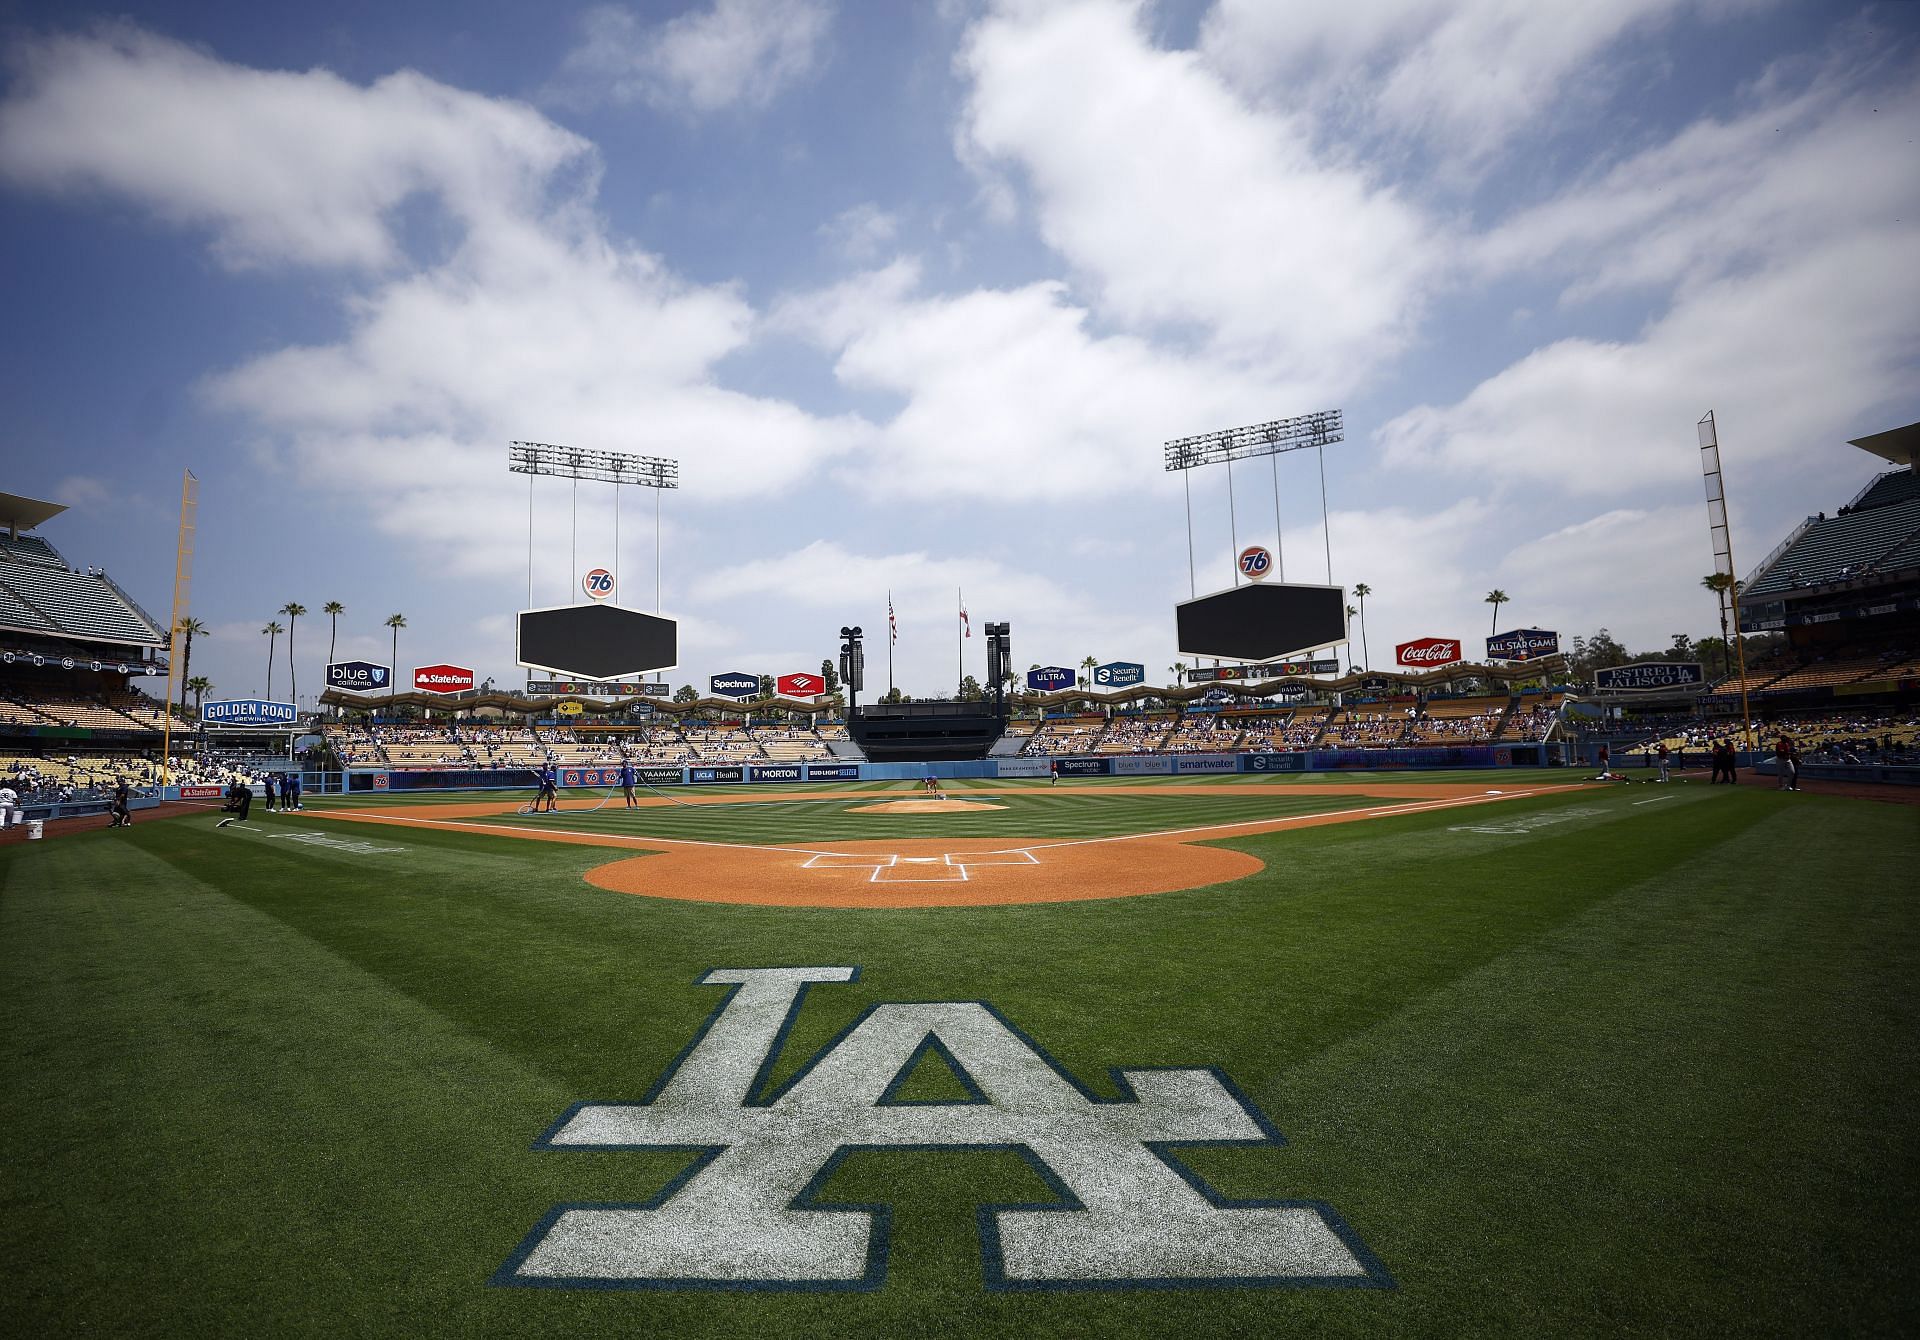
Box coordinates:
[582,568,615,601]
[1237,546,1273,580]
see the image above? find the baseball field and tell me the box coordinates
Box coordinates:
[4,772,1916,1336]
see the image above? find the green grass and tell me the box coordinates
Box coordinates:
[3,777,1916,1336]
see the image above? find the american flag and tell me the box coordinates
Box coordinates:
[959,592,970,638]
[888,593,897,644]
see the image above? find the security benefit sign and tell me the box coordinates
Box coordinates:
[1091,661,1145,688]
[201,699,296,727]
[1026,666,1075,692]
[1486,629,1560,662]
[325,660,390,692]
[495,968,1389,1292]
[1594,661,1706,691]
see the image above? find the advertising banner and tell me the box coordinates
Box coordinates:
[1237,545,1273,580]
[709,672,758,698]
[1593,661,1706,691]
[413,664,475,693]
[326,660,391,692]
[1026,666,1075,692]
[996,758,1051,778]
[1091,661,1145,687]
[177,784,227,799]
[529,679,667,697]
[201,699,297,727]
[776,672,825,698]
[1112,755,1174,776]
[1253,657,1341,677]
[751,764,806,783]
[638,766,685,787]
[690,765,745,784]
[1394,638,1463,669]
[582,567,615,601]
[806,763,862,781]
[1240,752,1307,773]
[1173,754,1237,773]
[1055,757,1112,777]
[1485,628,1561,661]
[1185,666,1247,682]
[561,766,625,787]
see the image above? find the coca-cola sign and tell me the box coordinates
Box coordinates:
[1395,637,1462,668]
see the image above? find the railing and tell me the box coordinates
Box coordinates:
[1742,516,1816,592]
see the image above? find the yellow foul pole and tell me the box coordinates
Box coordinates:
[159,471,199,784]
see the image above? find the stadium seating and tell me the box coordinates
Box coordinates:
[0,537,168,645]
[1743,494,1920,597]
[1095,715,1174,753]
[1022,718,1106,756]
[1162,713,1240,752]
[1406,696,1510,745]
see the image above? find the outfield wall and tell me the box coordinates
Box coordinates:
[337,745,1567,793]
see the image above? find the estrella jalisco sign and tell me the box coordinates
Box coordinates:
[201,698,296,727]
[1594,661,1705,691]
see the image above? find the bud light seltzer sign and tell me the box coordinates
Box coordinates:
[1395,637,1462,668]
[1594,661,1705,691]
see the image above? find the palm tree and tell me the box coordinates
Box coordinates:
[323,601,345,666]
[175,617,206,715]
[1345,605,1359,670]
[1701,573,1737,677]
[281,602,307,710]
[1351,583,1372,670]
[384,614,407,703]
[1484,589,1510,635]
[262,620,284,698]
[186,676,211,718]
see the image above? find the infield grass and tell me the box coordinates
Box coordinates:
[3,775,1915,1337]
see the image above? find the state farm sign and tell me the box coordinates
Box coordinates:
[776,671,825,698]
[1395,637,1462,668]
[413,664,475,693]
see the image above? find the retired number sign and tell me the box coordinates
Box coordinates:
[496,967,1387,1291]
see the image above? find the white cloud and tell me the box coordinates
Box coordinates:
[819,202,900,262]
[1379,58,1920,497]
[0,24,591,269]
[556,0,832,114]
[957,0,1435,384]
[1198,0,1768,172]
[774,262,1309,499]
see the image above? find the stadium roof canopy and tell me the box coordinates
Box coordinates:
[0,491,67,534]
[1848,421,1919,467]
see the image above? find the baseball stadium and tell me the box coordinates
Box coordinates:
[3,6,1919,1337]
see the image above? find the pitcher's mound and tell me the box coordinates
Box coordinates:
[848,798,1008,814]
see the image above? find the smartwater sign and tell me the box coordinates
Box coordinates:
[1027,666,1075,692]
[1594,661,1706,691]
[201,699,296,727]
[326,661,390,692]
[1091,661,1145,687]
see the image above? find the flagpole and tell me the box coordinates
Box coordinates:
[957,587,963,699]
[887,590,895,698]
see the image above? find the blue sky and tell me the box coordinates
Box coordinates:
[1,0,1915,704]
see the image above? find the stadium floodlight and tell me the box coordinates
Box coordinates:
[1162,411,1343,472]
[508,442,678,489]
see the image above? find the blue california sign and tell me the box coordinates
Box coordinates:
[201,699,297,727]
[1026,666,1075,692]
[1091,660,1145,687]
[326,660,391,691]
[710,671,758,698]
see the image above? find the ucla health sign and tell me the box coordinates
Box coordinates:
[1026,666,1075,692]
[202,699,297,727]
[1486,628,1561,661]
[1091,661,1144,687]
[326,660,390,692]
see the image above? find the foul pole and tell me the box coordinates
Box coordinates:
[159,470,199,783]
[1698,412,1754,748]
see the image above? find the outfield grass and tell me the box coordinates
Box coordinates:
[3,777,1915,1336]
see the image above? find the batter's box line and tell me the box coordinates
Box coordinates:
[802,849,1041,884]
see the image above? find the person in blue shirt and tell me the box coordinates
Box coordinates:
[620,761,637,809]
[282,771,301,811]
[262,772,278,811]
[536,763,559,812]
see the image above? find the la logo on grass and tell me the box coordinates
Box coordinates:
[495,968,1389,1292]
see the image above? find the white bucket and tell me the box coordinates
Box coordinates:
[27,819,44,840]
